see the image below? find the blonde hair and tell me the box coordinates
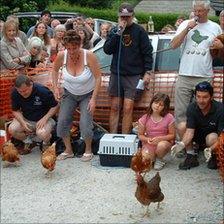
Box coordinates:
[2,19,18,39]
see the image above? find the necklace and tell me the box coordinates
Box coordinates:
[69,52,80,64]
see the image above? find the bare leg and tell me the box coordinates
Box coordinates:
[109,97,122,133]
[156,141,172,159]
[62,135,73,155]
[84,138,92,154]
[122,98,134,134]
[177,121,186,140]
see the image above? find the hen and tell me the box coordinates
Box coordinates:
[131,148,152,178]
[215,132,224,182]
[135,172,164,217]
[210,34,224,60]
[1,141,20,167]
[41,142,56,175]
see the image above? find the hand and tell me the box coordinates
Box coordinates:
[22,122,33,134]
[54,87,63,101]
[204,147,212,162]
[143,72,153,87]
[87,98,96,115]
[36,117,48,130]
[13,57,21,64]
[148,137,160,145]
[210,38,224,50]
[187,19,197,30]
[171,141,185,157]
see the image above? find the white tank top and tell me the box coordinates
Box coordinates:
[61,49,95,95]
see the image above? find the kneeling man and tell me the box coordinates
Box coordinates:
[171,81,224,170]
[8,75,59,154]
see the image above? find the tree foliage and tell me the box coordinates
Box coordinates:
[64,0,113,9]
[0,0,51,20]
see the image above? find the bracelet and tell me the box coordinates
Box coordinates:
[145,71,152,75]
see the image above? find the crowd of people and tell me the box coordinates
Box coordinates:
[0,1,224,171]
[0,10,112,71]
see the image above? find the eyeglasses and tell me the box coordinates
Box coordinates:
[195,82,212,91]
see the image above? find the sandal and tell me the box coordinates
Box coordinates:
[57,152,74,160]
[80,153,93,162]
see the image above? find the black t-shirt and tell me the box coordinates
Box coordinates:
[11,83,58,122]
[186,100,224,135]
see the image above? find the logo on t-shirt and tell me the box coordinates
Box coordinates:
[33,96,42,106]
[191,30,208,45]
[122,34,132,47]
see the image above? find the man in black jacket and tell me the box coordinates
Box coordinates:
[103,3,153,133]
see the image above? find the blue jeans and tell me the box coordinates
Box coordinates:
[57,89,94,139]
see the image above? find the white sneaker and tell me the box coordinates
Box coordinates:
[154,159,166,170]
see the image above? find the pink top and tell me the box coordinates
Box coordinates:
[138,113,175,138]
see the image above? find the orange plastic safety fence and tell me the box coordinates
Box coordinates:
[0,67,53,119]
[215,132,224,182]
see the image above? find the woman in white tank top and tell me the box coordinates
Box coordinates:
[52,30,101,161]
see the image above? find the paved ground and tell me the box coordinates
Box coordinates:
[1,148,223,223]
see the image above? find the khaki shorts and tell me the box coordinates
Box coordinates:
[174,75,212,124]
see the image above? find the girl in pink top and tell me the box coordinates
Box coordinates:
[138,93,175,170]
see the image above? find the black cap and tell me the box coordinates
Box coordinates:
[118,3,134,16]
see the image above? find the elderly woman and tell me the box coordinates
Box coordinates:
[27,36,45,68]
[51,30,101,161]
[0,20,30,70]
[50,24,66,62]
[29,21,51,57]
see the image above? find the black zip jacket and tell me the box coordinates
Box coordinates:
[103,23,153,76]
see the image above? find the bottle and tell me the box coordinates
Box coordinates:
[147,16,154,33]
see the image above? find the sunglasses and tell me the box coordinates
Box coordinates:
[195,82,213,94]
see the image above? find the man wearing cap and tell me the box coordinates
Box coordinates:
[170,0,223,143]
[103,2,153,134]
[171,81,224,170]
[27,10,53,38]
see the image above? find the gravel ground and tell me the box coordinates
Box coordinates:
[1,147,223,224]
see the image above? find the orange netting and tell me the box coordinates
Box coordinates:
[215,132,224,182]
[0,67,52,119]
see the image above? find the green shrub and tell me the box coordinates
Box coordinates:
[49,1,219,32]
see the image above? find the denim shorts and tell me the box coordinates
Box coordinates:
[57,89,94,139]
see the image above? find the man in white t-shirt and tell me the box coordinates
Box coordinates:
[170,0,223,141]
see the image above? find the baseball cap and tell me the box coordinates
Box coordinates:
[118,3,134,17]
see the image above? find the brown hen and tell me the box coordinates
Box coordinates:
[1,141,20,167]
[41,142,56,175]
[135,172,164,217]
[214,132,224,182]
[131,148,152,177]
[210,34,224,60]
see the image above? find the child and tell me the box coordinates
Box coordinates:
[138,93,175,170]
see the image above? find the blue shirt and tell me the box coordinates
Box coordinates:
[11,83,58,122]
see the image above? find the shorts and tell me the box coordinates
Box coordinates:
[108,73,140,100]
[175,75,212,124]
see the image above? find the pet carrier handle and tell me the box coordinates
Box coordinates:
[112,135,125,139]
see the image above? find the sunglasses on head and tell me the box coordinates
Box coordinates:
[195,82,211,91]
